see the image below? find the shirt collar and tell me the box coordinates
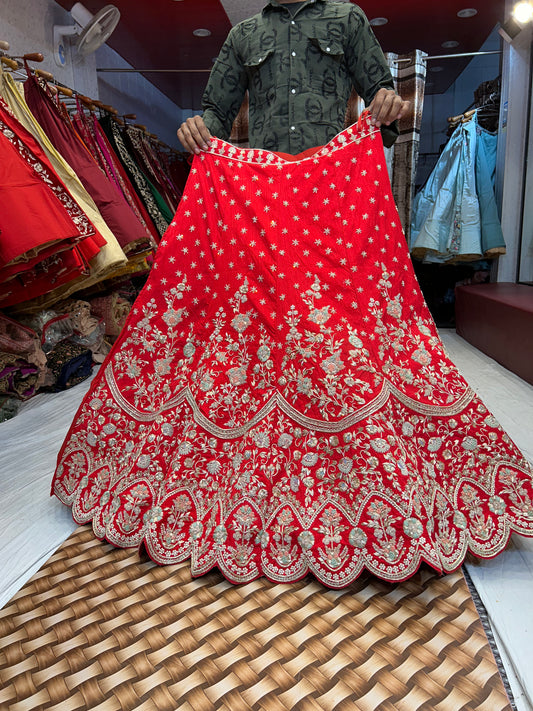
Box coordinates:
[263,0,324,14]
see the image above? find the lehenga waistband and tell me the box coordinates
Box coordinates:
[206,111,381,166]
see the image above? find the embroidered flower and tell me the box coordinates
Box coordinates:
[386,300,402,319]
[461,436,478,451]
[257,345,271,362]
[402,422,414,436]
[200,375,214,392]
[370,438,390,453]
[348,331,363,349]
[403,518,424,539]
[308,306,330,325]
[297,375,313,395]
[454,511,468,530]
[207,460,221,474]
[235,505,256,526]
[183,342,195,358]
[302,452,318,467]
[489,496,506,515]
[428,437,443,452]
[154,358,172,376]
[190,521,203,540]
[161,423,174,437]
[126,362,141,378]
[254,432,270,448]
[321,353,344,376]
[144,506,163,524]
[213,525,227,544]
[256,530,269,548]
[349,528,367,548]
[277,433,293,448]
[417,319,432,336]
[325,553,342,569]
[338,457,353,474]
[162,308,184,327]
[298,531,315,550]
[231,313,251,333]
[411,348,432,366]
[228,366,247,386]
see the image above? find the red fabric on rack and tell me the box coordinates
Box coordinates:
[24,72,151,255]
[52,114,533,587]
[0,100,100,269]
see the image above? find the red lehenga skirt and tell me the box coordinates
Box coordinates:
[52,113,533,587]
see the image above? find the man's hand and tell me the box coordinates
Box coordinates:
[368,88,410,128]
[177,115,212,154]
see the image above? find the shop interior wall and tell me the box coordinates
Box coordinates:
[1,0,186,148]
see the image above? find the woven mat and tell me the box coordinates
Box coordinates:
[0,527,512,711]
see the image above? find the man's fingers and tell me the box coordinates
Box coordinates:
[369,90,410,127]
[177,115,212,154]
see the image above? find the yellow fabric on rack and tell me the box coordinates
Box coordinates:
[0,70,127,301]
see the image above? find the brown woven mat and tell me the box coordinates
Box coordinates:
[0,526,512,711]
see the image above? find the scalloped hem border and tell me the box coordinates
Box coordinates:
[54,500,533,590]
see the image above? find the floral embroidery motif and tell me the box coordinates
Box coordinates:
[53,115,533,587]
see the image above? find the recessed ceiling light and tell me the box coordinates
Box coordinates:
[457,8,478,18]
[369,17,388,26]
[193,28,211,37]
[442,40,459,48]
[430,66,444,72]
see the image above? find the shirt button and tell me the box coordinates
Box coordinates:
[326,47,331,52]
[291,126,296,131]
[291,51,296,57]
[291,89,296,94]
[291,20,296,25]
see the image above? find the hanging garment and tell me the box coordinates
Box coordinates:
[0,70,127,294]
[410,114,506,262]
[71,106,159,247]
[123,125,179,212]
[0,100,99,269]
[475,123,506,256]
[0,100,100,306]
[52,114,533,588]
[411,117,481,261]
[99,115,170,238]
[91,115,160,245]
[23,71,150,255]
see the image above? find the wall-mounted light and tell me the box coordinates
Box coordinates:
[499,1,533,42]
[513,1,533,23]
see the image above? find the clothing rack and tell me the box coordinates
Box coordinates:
[447,92,501,131]
[395,50,502,64]
[94,50,503,75]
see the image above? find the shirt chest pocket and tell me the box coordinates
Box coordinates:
[243,47,277,105]
[306,36,347,95]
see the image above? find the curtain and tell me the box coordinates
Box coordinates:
[385,50,428,244]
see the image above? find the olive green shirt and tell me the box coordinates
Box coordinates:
[202,0,398,153]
